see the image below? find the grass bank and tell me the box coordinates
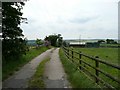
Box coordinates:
[28,57,50,88]
[59,48,99,88]
[3,46,49,81]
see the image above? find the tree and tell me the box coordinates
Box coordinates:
[62,41,69,47]
[44,34,63,47]
[36,38,43,47]
[106,39,117,44]
[48,34,58,46]
[98,40,105,44]
[2,2,28,61]
[57,34,63,47]
[63,41,67,47]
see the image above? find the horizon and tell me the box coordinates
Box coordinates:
[27,38,119,41]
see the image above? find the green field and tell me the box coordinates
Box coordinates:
[100,43,119,47]
[61,47,119,88]
[74,48,119,87]
[74,48,118,64]
[2,46,49,80]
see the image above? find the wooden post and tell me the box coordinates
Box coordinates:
[68,48,69,59]
[95,56,99,83]
[79,51,82,70]
[71,48,74,62]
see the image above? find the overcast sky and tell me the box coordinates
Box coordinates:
[21,0,119,40]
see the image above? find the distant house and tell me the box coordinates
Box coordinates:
[69,42,86,47]
[69,41,100,48]
[86,42,100,48]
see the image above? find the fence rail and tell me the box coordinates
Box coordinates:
[62,46,120,89]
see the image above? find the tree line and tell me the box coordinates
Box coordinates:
[36,34,63,47]
[98,39,118,44]
[2,2,28,62]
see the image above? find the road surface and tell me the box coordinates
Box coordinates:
[44,48,71,88]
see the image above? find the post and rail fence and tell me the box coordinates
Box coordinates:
[62,45,120,89]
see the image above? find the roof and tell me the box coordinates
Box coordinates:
[69,42,86,45]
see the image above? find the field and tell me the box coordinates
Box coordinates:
[100,43,119,48]
[61,47,119,88]
[74,48,118,64]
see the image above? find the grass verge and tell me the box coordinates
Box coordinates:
[28,57,50,88]
[3,46,49,81]
[59,48,99,88]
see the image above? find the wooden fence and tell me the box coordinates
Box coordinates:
[62,46,120,89]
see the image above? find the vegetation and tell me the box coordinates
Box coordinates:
[28,57,50,88]
[100,43,119,47]
[2,46,49,80]
[97,39,118,44]
[62,40,70,47]
[106,39,117,44]
[44,34,63,47]
[59,48,99,88]
[74,48,118,64]
[2,2,28,62]
[97,40,105,44]
[57,34,63,47]
[36,38,43,47]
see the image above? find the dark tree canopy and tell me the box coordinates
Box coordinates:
[2,2,26,39]
[106,39,117,44]
[36,38,43,46]
[2,2,28,61]
[44,34,63,47]
[97,40,105,44]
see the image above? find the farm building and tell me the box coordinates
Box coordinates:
[86,42,100,48]
[69,42,86,47]
[69,41,100,48]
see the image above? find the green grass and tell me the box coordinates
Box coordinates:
[2,46,49,81]
[59,48,99,88]
[69,47,119,88]
[74,48,118,64]
[28,57,50,88]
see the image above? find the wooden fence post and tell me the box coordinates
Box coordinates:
[71,48,74,62]
[68,48,69,59]
[95,56,99,83]
[79,51,82,70]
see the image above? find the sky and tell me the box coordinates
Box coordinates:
[21,0,119,40]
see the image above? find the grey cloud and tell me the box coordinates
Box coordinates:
[21,0,117,40]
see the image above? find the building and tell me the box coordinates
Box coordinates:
[69,42,86,47]
[86,42,100,48]
[69,41,100,48]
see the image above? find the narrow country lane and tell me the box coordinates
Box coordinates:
[44,48,71,88]
[3,48,71,89]
[2,48,54,88]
